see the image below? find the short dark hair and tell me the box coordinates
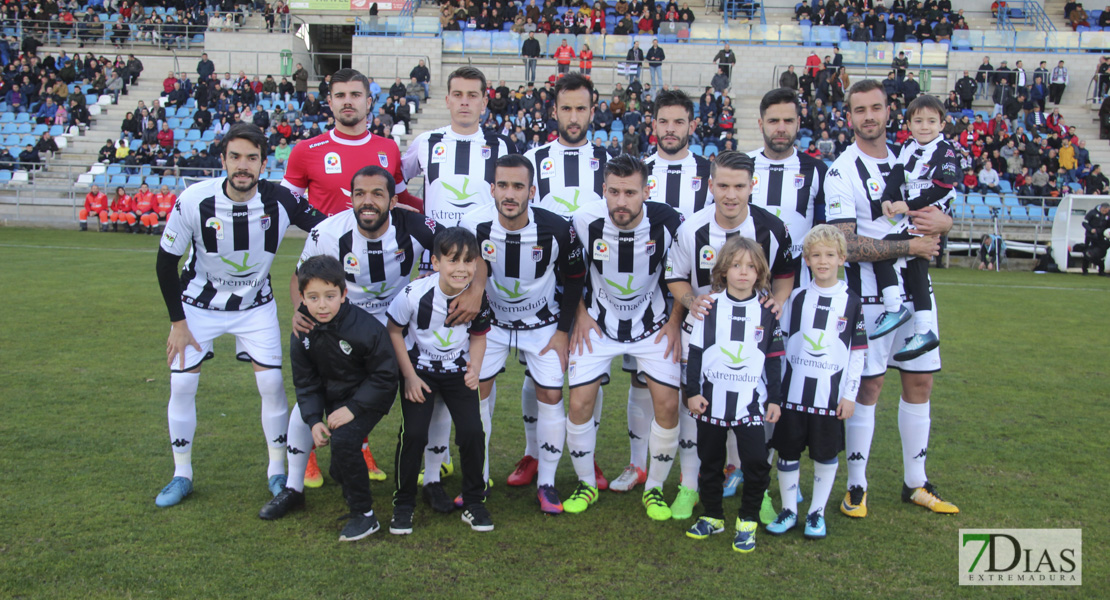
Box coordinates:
[351,165,396,199]
[329,68,371,94]
[434,226,480,262]
[297,255,347,293]
[844,79,887,110]
[906,94,947,121]
[759,87,802,117]
[711,151,755,178]
[447,66,488,94]
[553,72,594,106]
[653,89,694,121]
[220,123,268,159]
[495,153,535,184]
[604,153,650,187]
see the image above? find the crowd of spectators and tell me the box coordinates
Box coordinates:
[795,0,969,43]
[439,0,695,36]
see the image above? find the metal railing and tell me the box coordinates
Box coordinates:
[998,1,1057,32]
[456,55,727,95]
[192,49,433,82]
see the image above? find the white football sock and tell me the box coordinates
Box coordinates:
[565,417,597,487]
[777,459,800,514]
[845,402,876,491]
[488,381,497,416]
[285,403,313,492]
[810,459,838,517]
[479,395,493,483]
[423,397,451,485]
[899,398,930,489]
[592,386,604,428]
[167,372,199,480]
[627,385,653,470]
[913,310,934,335]
[677,408,699,490]
[521,377,539,457]
[882,285,902,313]
[725,429,741,469]
[536,401,565,487]
[645,419,679,491]
[255,369,290,478]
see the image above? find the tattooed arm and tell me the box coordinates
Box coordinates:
[833,222,940,263]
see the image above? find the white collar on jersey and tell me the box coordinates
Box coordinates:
[809,279,847,296]
[650,150,693,164]
[756,146,798,162]
[327,128,373,146]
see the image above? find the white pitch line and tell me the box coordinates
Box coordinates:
[934,281,1108,293]
[0,243,157,254]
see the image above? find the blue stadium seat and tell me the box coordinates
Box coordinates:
[127,175,143,187]
[15,123,30,134]
[129,138,141,151]
[48,125,63,136]
[14,113,29,123]
[972,205,993,220]
[1003,194,1020,206]
[1047,207,1057,219]
[1008,206,1027,220]
[145,175,162,187]
[984,194,1003,207]
[1027,205,1044,221]
[0,170,12,183]
[109,174,128,187]
[999,180,1013,193]
[689,143,702,155]
[610,131,623,144]
[94,174,108,186]
[106,165,122,176]
[594,130,608,143]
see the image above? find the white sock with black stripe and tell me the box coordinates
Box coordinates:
[565,417,597,487]
[645,419,679,491]
[423,398,452,485]
[255,368,288,478]
[535,401,565,488]
[167,372,199,480]
[285,404,313,492]
[521,377,539,458]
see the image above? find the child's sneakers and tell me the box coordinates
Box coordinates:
[732,518,758,553]
[686,516,725,540]
[669,485,699,520]
[338,512,380,542]
[389,505,414,535]
[804,512,827,539]
[304,451,323,488]
[869,305,912,339]
[722,465,742,498]
[765,509,797,535]
[893,330,940,362]
[759,490,777,525]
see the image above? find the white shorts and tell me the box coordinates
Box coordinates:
[679,329,691,387]
[173,302,283,373]
[861,293,941,377]
[621,296,675,385]
[569,328,681,389]
[478,324,566,389]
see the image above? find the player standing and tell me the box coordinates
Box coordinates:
[153,123,325,508]
[281,68,419,483]
[824,80,959,518]
[402,66,511,493]
[460,155,586,513]
[564,154,684,521]
[511,73,609,490]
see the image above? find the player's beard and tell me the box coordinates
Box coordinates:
[336,110,365,129]
[659,132,689,155]
[356,204,389,233]
[227,171,258,194]
[763,129,796,155]
[609,205,641,228]
[497,198,527,221]
[559,122,587,146]
[853,121,885,143]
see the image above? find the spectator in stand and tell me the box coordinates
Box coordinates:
[35,132,59,158]
[580,43,594,79]
[713,42,736,78]
[99,138,117,163]
[1070,3,1090,29]
[626,40,644,84]
[156,121,174,150]
[780,65,798,91]
[292,62,308,103]
[273,136,291,168]
[554,39,575,77]
[405,77,424,110]
[892,51,909,84]
[646,39,665,90]
[279,77,295,102]
[35,97,58,125]
[394,96,412,134]
[410,59,431,98]
[521,32,541,84]
[1087,164,1108,194]
[1050,61,1069,104]
[956,168,978,193]
[978,163,1002,193]
[901,72,921,103]
[934,16,953,40]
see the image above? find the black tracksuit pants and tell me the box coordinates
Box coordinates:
[394,370,486,509]
[697,420,771,523]
[329,408,386,514]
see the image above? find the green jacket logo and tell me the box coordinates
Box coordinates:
[441,177,478,209]
[361,282,396,298]
[432,329,455,348]
[494,280,528,303]
[803,331,829,356]
[719,343,748,370]
[551,190,582,213]
[220,252,259,277]
[604,274,641,296]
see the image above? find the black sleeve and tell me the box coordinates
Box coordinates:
[468,294,492,335]
[555,217,586,332]
[764,355,783,407]
[684,345,703,400]
[881,163,907,204]
[274,180,325,231]
[290,332,326,429]
[156,248,185,322]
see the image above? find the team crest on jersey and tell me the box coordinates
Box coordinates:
[378,152,389,168]
[794,174,806,189]
[395,249,406,262]
[343,252,360,274]
[589,158,600,171]
[324,152,342,174]
[481,145,491,160]
[699,245,716,269]
[690,177,702,192]
[339,340,352,355]
[837,316,848,332]
[645,240,656,256]
[866,178,882,198]
[754,326,764,342]
[302,336,310,350]
[532,245,543,262]
[481,240,498,262]
[540,157,556,179]
[432,142,448,163]
[205,217,224,239]
[260,215,271,231]
[593,239,610,261]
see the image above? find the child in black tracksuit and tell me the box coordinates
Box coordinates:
[269,255,399,542]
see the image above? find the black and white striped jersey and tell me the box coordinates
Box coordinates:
[571,200,682,342]
[779,281,868,414]
[644,152,714,219]
[825,143,915,301]
[665,204,797,331]
[402,126,512,226]
[748,147,828,261]
[890,136,959,235]
[159,177,324,312]
[684,291,784,426]
[459,205,585,330]
[524,140,609,218]
[386,273,492,374]
[298,208,440,324]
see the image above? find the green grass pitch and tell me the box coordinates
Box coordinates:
[0,227,1105,599]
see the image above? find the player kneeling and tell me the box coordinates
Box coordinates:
[683,237,782,553]
[766,225,867,540]
[259,256,399,541]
